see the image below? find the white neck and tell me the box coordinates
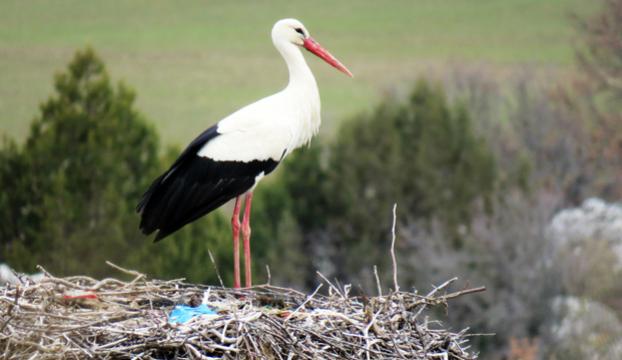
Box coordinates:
[273,39,321,147]
[274,40,317,91]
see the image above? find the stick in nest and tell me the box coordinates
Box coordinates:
[0,269,483,359]
[390,203,400,293]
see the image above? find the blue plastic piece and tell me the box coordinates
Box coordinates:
[168,304,217,324]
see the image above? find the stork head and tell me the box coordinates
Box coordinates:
[272,18,353,77]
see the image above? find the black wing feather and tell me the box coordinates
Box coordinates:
[136,125,220,213]
[137,125,279,241]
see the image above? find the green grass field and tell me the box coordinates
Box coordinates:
[0,0,596,146]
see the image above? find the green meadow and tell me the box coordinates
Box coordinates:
[0,0,595,146]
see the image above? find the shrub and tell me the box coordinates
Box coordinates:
[276,79,498,289]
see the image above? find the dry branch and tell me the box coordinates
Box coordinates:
[0,265,481,359]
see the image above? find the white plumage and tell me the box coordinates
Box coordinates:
[199,19,323,163]
[138,18,352,288]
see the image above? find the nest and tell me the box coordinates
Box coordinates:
[0,263,484,359]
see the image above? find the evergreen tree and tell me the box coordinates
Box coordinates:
[0,48,236,283]
[0,48,159,276]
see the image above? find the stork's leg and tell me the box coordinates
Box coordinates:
[231,196,242,289]
[241,192,254,288]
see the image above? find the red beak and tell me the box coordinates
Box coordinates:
[303,37,353,77]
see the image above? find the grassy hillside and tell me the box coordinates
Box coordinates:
[0,0,596,145]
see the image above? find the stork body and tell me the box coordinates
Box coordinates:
[137,19,351,288]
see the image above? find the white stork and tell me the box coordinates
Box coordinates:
[137,19,352,288]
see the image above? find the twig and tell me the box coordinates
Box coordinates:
[105,261,143,277]
[414,278,459,319]
[265,265,272,285]
[362,309,381,360]
[316,271,345,299]
[207,250,224,288]
[373,265,382,296]
[391,203,400,293]
[442,286,486,301]
[284,284,322,322]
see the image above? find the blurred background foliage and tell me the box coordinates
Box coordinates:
[2,0,622,359]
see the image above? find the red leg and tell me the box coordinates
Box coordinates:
[242,192,254,288]
[231,196,242,289]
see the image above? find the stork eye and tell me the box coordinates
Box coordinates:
[294,28,304,36]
